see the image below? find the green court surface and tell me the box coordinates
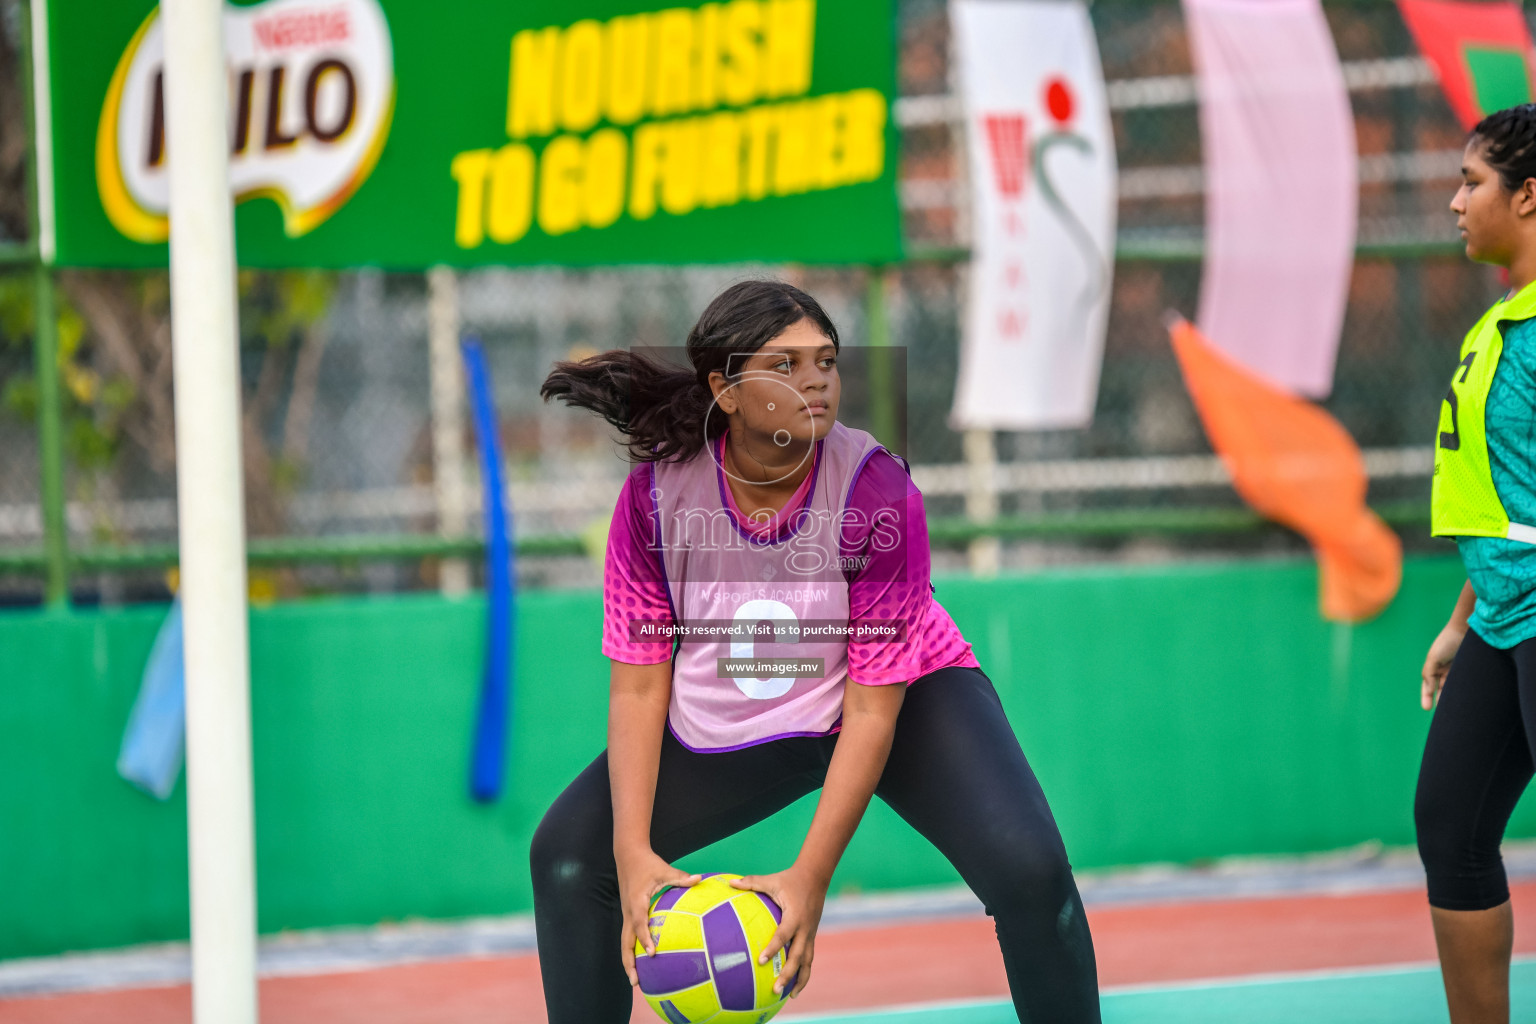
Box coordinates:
[782,960,1536,1024]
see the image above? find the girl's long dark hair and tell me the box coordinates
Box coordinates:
[1472,104,1536,192]
[540,279,839,463]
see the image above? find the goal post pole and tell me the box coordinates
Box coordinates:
[162,1,259,1021]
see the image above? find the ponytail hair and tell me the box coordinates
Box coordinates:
[1471,103,1536,192]
[541,279,840,463]
[538,348,713,464]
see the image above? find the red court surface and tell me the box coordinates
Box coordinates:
[6,880,1536,1023]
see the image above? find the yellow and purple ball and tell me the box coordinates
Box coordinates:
[635,873,795,1024]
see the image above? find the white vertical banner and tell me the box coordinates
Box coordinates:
[950,0,1117,430]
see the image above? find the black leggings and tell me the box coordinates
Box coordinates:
[1416,628,1536,910]
[529,665,1100,1023]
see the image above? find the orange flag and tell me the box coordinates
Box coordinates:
[1169,317,1402,621]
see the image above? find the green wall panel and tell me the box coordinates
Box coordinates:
[0,555,1518,959]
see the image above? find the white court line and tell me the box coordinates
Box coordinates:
[780,995,1014,1021]
[779,957,1536,1020]
[1101,956,1532,996]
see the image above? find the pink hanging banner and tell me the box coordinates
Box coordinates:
[1183,0,1358,398]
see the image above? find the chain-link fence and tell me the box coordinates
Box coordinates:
[0,0,1506,602]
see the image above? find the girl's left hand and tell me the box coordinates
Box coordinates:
[729,867,827,999]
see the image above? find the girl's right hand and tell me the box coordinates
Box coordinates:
[616,845,701,987]
[1421,623,1467,710]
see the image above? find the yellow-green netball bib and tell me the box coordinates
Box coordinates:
[1432,282,1536,543]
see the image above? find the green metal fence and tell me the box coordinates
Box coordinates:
[0,0,1489,605]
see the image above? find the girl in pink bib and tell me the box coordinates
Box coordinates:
[532,281,1100,1022]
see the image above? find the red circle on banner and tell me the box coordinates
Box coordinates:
[1045,78,1075,124]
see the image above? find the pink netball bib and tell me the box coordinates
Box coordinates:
[649,422,885,752]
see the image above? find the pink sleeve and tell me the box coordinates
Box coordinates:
[844,451,978,686]
[601,465,675,666]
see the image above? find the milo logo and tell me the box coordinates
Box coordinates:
[96,0,395,242]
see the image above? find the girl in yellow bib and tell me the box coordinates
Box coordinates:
[1418,104,1536,1024]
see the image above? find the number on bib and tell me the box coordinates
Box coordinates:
[1439,351,1477,452]
[730,598,798,699]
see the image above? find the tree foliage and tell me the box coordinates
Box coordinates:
[0,1,340,542]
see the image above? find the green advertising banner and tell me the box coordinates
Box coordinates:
[40,0,900,268]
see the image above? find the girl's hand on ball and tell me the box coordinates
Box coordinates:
[730,866,828,999]
[616,846,700,987]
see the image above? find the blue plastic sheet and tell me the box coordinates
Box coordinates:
[117,598,186,800]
